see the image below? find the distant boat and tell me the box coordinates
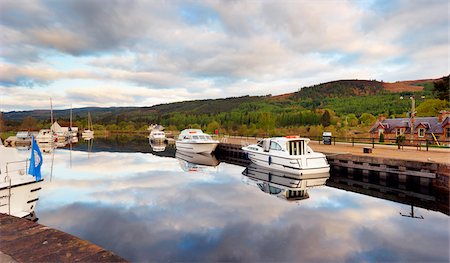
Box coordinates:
[242,136,330,175]
[175,129,219,154]
[0,139,43,218]
[36,129,56,144]
[16,131,32,141]
[149,129,166,142]
[81,112,94,139]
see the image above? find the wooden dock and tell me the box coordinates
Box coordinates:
[0,213,127,262]
[216,138,450,191]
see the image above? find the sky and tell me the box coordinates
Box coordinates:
[0,0,448,112]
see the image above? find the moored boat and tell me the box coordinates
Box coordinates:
[36,129,56,145]
[0,138,43,218]
[242,136,330,176]
[175,129,219,154]
[81,112,94,139]
[149,129,166,142]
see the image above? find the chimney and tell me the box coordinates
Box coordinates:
[438,110,450,122]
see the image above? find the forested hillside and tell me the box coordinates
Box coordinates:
[2,76,448,137]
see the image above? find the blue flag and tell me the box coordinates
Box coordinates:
[28,136,43,181]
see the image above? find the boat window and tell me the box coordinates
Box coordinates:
[205,135,212,140]
[257,140,264,147]
[288,140,305,155]
[270,141,282,151]
[193,135,199,139]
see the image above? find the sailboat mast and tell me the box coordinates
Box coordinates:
[70,104,72,129]
[50,98,53,127]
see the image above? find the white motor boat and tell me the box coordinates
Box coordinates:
[0,139,43,218]
[175,129,219,154]
[242,163,330,202]
[149,130,166,142]
[82,112,94,139]
[242,136,330,176]
[36,129,56,144]
[16,131,32,140]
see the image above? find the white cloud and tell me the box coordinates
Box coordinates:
[0,0,448,111]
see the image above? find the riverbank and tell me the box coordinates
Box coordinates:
[0,213,126,262]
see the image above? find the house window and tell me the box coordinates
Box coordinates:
[378,129,384,136]
[418,128,425,138]
[396,128,404,136]
[446,128,450,138]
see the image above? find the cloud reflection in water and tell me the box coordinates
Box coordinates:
[36,149,449,262]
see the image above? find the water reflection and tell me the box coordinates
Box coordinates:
[242,164,330,202]
[176,151,220,173]
[22,136,449,262]
[149,139,166,152]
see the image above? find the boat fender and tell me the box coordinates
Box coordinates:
[268,156,272,165]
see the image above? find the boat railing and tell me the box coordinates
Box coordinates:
[4,159,29,179]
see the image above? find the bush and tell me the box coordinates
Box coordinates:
[379,133,385,143]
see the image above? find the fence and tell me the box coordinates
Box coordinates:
[311,136,450,151]
[215,134,450,151]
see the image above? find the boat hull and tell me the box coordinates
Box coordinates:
[176,141,218,154]
[243,149,330,177]
[0,179,43,218]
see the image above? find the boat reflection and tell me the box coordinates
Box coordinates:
[176,151,220,172]
[149,138,166,152]
[242,164,330,202]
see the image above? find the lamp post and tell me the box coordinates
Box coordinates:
[400,95,425,140]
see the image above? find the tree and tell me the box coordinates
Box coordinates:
[20,116,38,130]
[379,133,385,143]
[320,110,331,127]
[433,75,449,101]
[0,112,4,132]
[359,113,376,126]
[416,99,449,117]
[206,121,220,134]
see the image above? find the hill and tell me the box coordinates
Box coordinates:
[1,77,444,132]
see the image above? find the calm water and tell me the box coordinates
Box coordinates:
[18,136,450,262]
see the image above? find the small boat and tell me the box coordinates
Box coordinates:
[36,129,56,144]
[242,136,330,175]
[16,131,32,141]
[175,129,219,154]
[0,139,44,218]
[242,163,330,202]
[149,129,166,142]
[176,151,220,172]
[82,112,94,139]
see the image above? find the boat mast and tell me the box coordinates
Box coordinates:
[70,104,72,129]
[50,97,53,129]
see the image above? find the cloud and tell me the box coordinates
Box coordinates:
[0,0,448,111]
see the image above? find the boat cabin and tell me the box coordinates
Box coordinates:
[257,136,311,156]
[178,129,213,141]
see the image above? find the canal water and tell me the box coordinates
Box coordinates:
[24,136,450,262]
